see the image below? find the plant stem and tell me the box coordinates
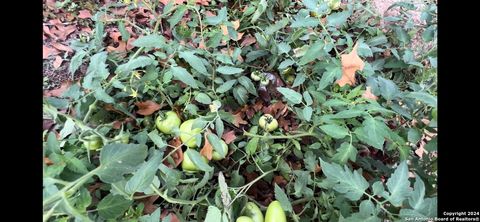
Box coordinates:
[43,168,100,208]
[150,185,208,205]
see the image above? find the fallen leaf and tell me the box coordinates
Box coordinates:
[273,175,287,187]
[200,133,213,160]
[45,0,56,10]
[87,182,103,193]
[135,100,162,116]
[198,39,206,49]
[78,10,92,19]
[161,211,180,222]
[232,112,248,127]
[43,26,54,38]
[111,7,128,16]
[222,130,237,144]
[44,157,53,166]
[53,56,63,69]
[43,45,59,59]
[139,195,160,214]
[164,138,184,168]
[50,24,77,41]
[51,42,73,53]
[205,11,215,17]
[44,81,72,97]
[195,0,210,5]
[241,34,256,47]
[362,86,378,100]
[336,43,365,87]
[43,119,55,131]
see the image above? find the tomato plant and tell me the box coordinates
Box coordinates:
[43,0,438,221]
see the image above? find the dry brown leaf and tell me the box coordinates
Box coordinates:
[78,10,92,19]
[53,56,63,69]
[44,157,53,166]
[140,195,160,214]
[135,100,162,116]
[273,175,287,187]
[198,39,206,49]
[43,45,59,59]
[222,130,237,144]
[336,43,365,87]
[51,42,73,53]
[362,86,378,100]
[161,211,180,222]
[200,133,213,160]
[195,0,210,5]
[241,34,256,47]
[163,138,184,168]
[51,24,77,41]
[232,112,248,127]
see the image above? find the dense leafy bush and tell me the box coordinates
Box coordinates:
[43,0,437,221]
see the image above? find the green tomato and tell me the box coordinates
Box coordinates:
[182,149,208,172]
[264,201,286,222]
[328,0,341,10]
[179,119,203,148]
[260,78,270,86]
[83,135,103,151]
[156,111,181,134]
[251,71,262,81]
[212,140,229,161]
[142,116,153,128]
[258,114,278,132]
[236,216,254,222]
[240,202,264,222]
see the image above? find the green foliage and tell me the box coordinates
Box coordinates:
[43,0,437,221]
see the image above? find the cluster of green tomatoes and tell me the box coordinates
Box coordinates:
[237,201,287,222]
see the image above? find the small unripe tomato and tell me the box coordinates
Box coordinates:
[264,201,286,222]
[258,114,278,132]
[329,0,341,10]
[236,216,254,222]
[212,140,229,161]
[240,202,264,222]
[260,78,270,86]
[156,111,182,134]
[179,119,203,148]
[83,135,103,151]
[114,133,130,144]
[251,71,263,81]
[182,149,208,172]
